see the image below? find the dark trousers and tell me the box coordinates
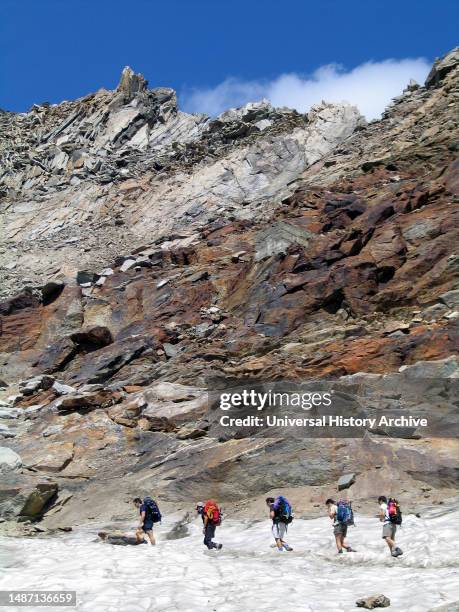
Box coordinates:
[204,522,218,549]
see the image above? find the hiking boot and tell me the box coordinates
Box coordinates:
[338,549,343,554]
[395,547,403,556]
[346,547,356,552]
[277,547,284,552]
[283,543,293,552]
[217,543,223,550]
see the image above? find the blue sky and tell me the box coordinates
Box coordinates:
[1,0,458,118]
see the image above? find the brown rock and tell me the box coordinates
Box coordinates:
[356,594,391,609]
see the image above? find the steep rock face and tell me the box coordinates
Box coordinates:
[0,75,364,299]
[0,48,458,526]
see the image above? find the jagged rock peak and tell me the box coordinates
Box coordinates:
[425,46,459,88]
[117,66,148,97]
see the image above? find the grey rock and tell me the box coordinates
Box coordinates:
[440,290,459,309]
[0,447,22,472]
[23,404,43,416]
[157,278,171,289]
[52,381,77,395]
[120,259,136,272]
[0,424,15,438]
[0,408,19,419]
[117,66,148,98]
[421,303,448,321]
[98,531,141,545]
[163,343,180,358]
[398,356,458,379]
[19,375,54,396]
[425,47,459,88]
[164,513,191,540]
[338,473,356,491]
[0,479,58,519]
[255,221,313,261]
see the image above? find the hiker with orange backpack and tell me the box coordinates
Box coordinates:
[198,500,223,550]
[378,496,403,557]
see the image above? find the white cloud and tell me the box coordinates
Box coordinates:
[181,58,431,120]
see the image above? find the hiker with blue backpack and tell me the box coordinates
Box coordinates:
[133,496,162,545]
[325,498,356,554]
[266,496,293,552]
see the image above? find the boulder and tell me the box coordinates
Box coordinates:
[19,483,58,518]
[142,394,207,426]
[98,531,141,545]
[356,594,391,609]
[440,290,459,309]
[338,473,356,491]
[0,478,58,519]
[0,447,22,472]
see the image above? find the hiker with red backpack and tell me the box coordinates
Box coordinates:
[378,496,403,557]
[266,496,293,552]
[133,496,162,545]
[325,498,356,554]
[197,500,223,550]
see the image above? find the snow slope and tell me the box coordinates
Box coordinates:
[1,507,458,612]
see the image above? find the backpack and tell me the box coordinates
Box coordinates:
[387,498,402,525]
[336,500,354,526]
[143,496,162,523]
[204,500,222,526]
[273,495,293,524]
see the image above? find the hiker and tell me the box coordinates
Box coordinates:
[378,496,403,557]
[266,496,293,552]
[325,498,356,554]
[199,500,223,550]
[133,496,161,545]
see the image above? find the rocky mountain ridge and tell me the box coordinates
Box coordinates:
[0,48,458,532]
[0,66,364,300]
